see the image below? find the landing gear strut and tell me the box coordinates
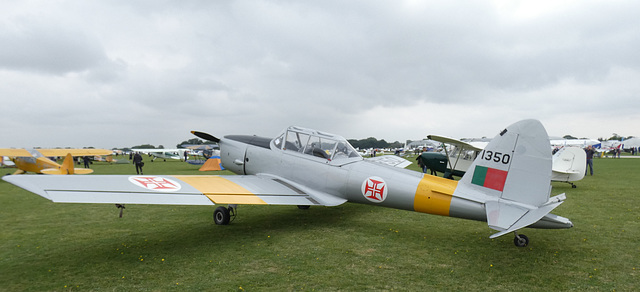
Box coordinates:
[213,205,237,225]
[513,232,529,247]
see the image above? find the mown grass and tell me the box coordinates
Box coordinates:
[1,155,638,291]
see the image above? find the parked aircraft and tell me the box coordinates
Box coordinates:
[550,138,600,148]
[418,135,488,178]
[4,120,572,247]
[551,147,586,187]
[132,148,187,161]
[0,148,113,175]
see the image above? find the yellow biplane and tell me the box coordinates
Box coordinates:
[0,148,113,175]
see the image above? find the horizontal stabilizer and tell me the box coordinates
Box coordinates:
[485,200,528,231]
[488,193,567,238]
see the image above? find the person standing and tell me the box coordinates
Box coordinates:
[416,149,427,173]
[585,145,595,176]
[133,152,144,175]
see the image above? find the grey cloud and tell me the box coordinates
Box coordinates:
[0,23,107,74]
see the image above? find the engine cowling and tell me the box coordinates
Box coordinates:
[219,138,248,175]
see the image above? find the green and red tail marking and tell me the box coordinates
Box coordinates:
[471,166,508,191]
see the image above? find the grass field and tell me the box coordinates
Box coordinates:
[1,155,638,291]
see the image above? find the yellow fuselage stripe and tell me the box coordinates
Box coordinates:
[413,174,457,216]
[173,176,267,205]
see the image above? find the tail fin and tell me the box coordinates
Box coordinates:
[454,119,571,238]
[61,153,75,174]
[42,153,76,174]
[551,147,586,183]
[41,153,93,175]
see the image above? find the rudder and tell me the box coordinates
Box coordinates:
[458,119,552,206]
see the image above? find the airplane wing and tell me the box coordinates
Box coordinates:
[37,149,113,157]
[3,174,346,207]
[132,148,187,153]
[426,135,483,151]
[0,149,32,156]
[366,155,412,168]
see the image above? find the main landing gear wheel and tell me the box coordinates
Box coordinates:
[514,233,529,247]
[213,206,236,225]
[297,205,310,210]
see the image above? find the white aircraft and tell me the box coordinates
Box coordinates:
[551,147,586,187]
[131,148,188,161]
[550,138,600,148]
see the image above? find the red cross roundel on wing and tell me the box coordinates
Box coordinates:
[361,176,388,203]
[128,176,182,192]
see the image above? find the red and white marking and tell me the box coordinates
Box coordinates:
[129,176,182,192]
[361,176,387,203]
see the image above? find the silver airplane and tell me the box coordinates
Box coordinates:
[3,119,572,247]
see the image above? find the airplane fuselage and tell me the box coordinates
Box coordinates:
[11,156,60,174]
[218,135,567,230]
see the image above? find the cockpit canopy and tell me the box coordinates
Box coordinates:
[273,126,362,162]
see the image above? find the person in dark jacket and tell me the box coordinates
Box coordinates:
[585,145,595,176]
[133,152,144,175]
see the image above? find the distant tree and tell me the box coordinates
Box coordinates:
[131,144,156,149]
[177,138,217,148]
[388,141,403,148]
[563,135,578,139]
[347,137,402,149]
[607,133,623,141]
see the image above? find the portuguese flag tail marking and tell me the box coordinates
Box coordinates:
[471,165,508,192]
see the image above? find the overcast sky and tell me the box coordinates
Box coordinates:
[1,0,639,149]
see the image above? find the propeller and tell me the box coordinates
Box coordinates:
[191,131,220,143]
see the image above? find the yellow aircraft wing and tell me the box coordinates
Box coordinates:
[37,149,113,157]
[0,149,32,157]
[0,148,112,157]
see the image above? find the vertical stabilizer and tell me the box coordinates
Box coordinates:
[458,119,552,205]
[454,120,568,237]
[61,153,75,174]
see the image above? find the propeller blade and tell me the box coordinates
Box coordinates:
[191,131,220,143]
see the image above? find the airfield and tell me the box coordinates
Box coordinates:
[1,154,638,290]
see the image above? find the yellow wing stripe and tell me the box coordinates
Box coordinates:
[173,176,267,205]
[413,174,456,216]
[205,195,267,205]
